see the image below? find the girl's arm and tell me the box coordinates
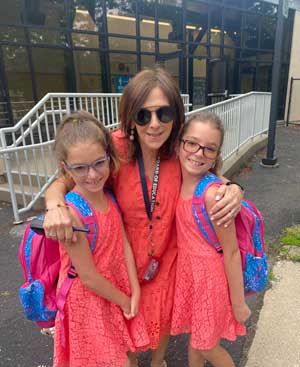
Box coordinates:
[62,209,131,314]
[43,176,76,243]
[122,225,141,319]
[205,185,251,324]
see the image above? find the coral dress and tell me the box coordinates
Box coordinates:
[112,130,181,350]
[171,196,246,350]
[53,194,149,367]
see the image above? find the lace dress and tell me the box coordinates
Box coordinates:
[171,196,246,350]
[112,130,181,350]
[53,194,149,367]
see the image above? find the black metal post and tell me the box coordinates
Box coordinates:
[261,0,285,167]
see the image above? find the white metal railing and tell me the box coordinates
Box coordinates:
[0,92,191,222]
[0,91,270,223]
[186,91,271,161]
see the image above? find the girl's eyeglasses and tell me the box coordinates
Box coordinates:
[181,139,219,159]
[134,106,174,126]
[63,154,110,177]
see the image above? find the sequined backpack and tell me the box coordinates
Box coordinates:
[18,191,99,341]
[192,173,268,295]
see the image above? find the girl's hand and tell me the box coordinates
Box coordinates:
[43,204,76,243]
[233,303,251,324]
[210,183,244,227]
[121,296,132,320]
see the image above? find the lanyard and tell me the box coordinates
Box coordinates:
[137,150,161,255]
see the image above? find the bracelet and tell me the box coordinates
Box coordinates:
[46,204,69,212]
[225,181,245,192]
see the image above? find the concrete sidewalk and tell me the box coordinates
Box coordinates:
[234,125,300,367]
[245,261,300,367]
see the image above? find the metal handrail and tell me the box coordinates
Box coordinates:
[0,92,271,223]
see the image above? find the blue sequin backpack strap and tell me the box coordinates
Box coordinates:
[192,173,268,295]
[56,190,99,346]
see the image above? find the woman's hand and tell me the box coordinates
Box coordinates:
[232,303,251,324]
[210,184,244,227]
[43,204,77,243]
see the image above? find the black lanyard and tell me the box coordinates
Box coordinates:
[137,150,160,221]
[137,150,161,256]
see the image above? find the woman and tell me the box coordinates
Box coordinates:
[44,67,243,367]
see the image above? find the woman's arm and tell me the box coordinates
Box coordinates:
[122,225,140,318]
[205,186,251,324]
[43,175,76,243]
[210,175,244,227]
[62,209,131,314]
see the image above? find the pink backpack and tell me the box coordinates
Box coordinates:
[18,191,99,342]
[192,173,268,295]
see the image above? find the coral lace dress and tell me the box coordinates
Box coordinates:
[53,194,149,367]
[112,130,181,350]
[171,195,246,350]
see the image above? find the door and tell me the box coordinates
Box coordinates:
[207,58,228,105]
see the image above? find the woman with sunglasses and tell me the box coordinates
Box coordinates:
[43,66,243,367]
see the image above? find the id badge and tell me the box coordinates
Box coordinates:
[142,258,160,283]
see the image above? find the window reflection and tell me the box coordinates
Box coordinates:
[106,1,136,36]
[25,0,66,27]
[2,46,34,104]
[0,26,25,43]
[141,55,156,69]
[260,16,275,49]
[31,48,69,98]
[109,53,137,92]
[72,33,99,48]
[74,50,102,92]
[30,29,68,46]
[243,14,259,48]
[73,6,98,31]
[0,0,23,24]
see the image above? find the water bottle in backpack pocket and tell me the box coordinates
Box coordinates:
[192,173,268,295]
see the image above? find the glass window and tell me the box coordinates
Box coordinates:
[260,16,275,49]
[109,37,136,52]
[72,5,98,32]
[141,54,156,69]
[186,3,208,44]
[157,1,183,41]
[74,50,102,92]
[210,46,221,58]
[106,1,136,36]
[225,0,242,8]
[30,29,68,46]
[192,58,206,108]
[0,26,25,43]
[244,1,264,13]
[109,53,137,92]
[72,33,99,48]
[159,42,180,55]
[209,6,222,45]
[139,1,155,38]
[2,46,34,104]
[141,40,155,53]
[243,14,259,48]
[164,57,180,87]
[25,0,66,27]
[191,44,207,57]
[239,61,256,92]
[31,48,70,98]
[256,63,272,91]
[223,9,241,47]
[0,0,23,24]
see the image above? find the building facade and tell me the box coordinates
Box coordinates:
[0,0,296,126]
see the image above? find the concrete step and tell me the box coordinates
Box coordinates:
[0,181,45,210]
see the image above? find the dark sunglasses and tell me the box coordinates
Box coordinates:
[134,106,174,126]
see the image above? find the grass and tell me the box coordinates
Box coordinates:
[278,225,300,262]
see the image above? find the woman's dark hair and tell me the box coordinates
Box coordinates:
[119,66,185,161]
[54,110,119,176]
[180,111,225,174]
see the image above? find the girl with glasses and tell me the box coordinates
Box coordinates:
[51,111,149,367]
[43,67,244,367]
[171,112,251,367]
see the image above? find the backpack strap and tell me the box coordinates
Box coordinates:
[192,173,223,252]
[56,191,99,346]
